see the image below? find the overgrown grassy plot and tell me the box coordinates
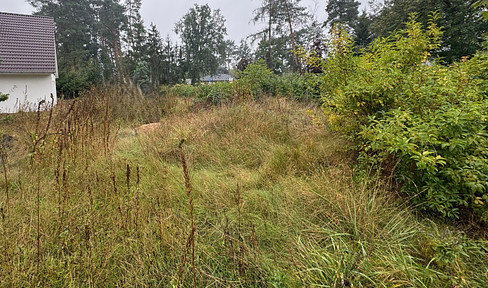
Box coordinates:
[0,90,486,287]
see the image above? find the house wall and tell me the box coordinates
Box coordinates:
[0,74,57,113]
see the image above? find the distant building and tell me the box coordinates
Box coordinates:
[0,12,58,113]
[200,74,233,83]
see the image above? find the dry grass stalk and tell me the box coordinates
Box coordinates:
[177,139,197,288]
[1,139,10,216]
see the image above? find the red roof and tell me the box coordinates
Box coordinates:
[0,12,57,74]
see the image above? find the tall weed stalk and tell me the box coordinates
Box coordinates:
[177,139,197,288]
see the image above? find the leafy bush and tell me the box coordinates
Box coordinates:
[276,73,322,101]
[167,82,234,105]
[232,61,322,101]
[170,84,199,98]
[311,15,488,220]
[196,81,234,104]
[234,60,277,98]
[167,62,321,104]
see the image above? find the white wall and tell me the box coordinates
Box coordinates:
[0,74,57,113]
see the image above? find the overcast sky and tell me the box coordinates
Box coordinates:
[1,0,370,43]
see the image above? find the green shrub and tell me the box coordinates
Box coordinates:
[170,84,199,98]
[234,61,277,98]
[309,14,488,220]
[276,73,322,101]
[197,81,234,104]
[233,61,322,101]
[159,85,171,96]
[167,82,235,105]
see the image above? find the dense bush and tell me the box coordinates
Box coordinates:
[276,73,322,101]
[197,81,234,104]
[169,84,199,98]
[233,61,277,99]
[165,62,322,104]
[312,15,488,220]
[234,61,322,101]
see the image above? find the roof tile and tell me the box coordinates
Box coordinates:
[0,12,57,74]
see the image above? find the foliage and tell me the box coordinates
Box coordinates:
[252,0,310,72]
[166,82,234,105]
[274,73,322,101]
[28,0,185,95]
[312,14,488,220]
[124,0,146,71]
[234,61,277,98]
[475,0,488,19]
[175,4,227,84]
[354,12,373,49]
[362,98,488,219]
[325,0,360,31]
[29,0,128,96]
[166,62,321,104]
[57,61,102,98]
[234,61,322,100]
[169,84,199,98]
[132,60,151,93]
[370,0,488,62]
[197,82,234,104]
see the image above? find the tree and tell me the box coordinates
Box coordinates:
[325,0,360,31]
[159,37,185,85]
[29,0,101,96]
[252,0,278,69]
[235,39,254,71]
[94,0,127,81]
[370,0,488,62]
[29,0,128,95]
[278,0,309,70]
[252,0,309,72]
[175,4,227,84]
[354,11,373,49]
[146,23,163,88]
[223,40,237,72]
[474,0,488,20]
[123,0,148,77]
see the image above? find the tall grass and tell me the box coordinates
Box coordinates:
[0,87,486,287]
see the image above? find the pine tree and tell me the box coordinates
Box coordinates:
[325,0,360,31]
[146,23,163,88]
[123,0,147,77]
[94,0,127,81]
[252,0,309,72]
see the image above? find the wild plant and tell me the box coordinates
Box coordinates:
[302,13,488,221]
[177,139,197,288]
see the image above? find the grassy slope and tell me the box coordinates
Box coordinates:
[0,92,487,287]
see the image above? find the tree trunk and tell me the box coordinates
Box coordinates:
[267,0,273,69]
[285,1,300,72]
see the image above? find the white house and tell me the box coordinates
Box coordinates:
[0,12,57,113]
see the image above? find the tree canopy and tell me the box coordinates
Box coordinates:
[370,0,488,62]
[175,4,227,84]
[24,0,488,95]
